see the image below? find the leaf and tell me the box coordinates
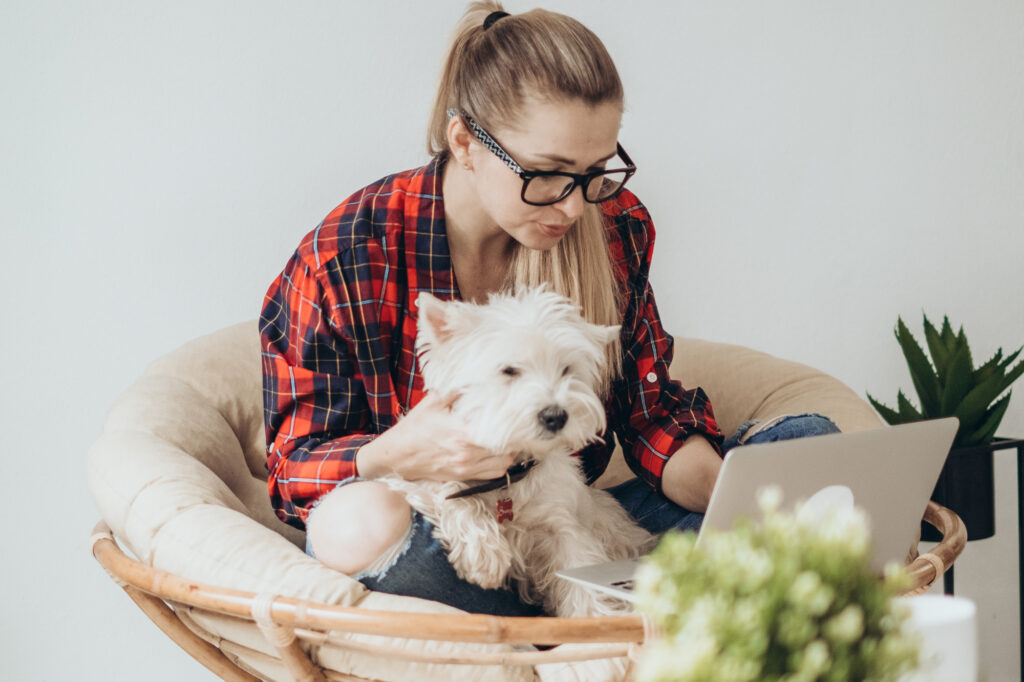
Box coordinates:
[939,345,973,415]
[867,393,902,425]
[923,314,952,382]
[895,317,940,417]
[940,316,957,354]
[955,326,974,370]
[963,392,1012,447]
[998,354,1024,395]
[897,390,923,422]
[954,374,1009,437]
[974,349,1004,385]
[998,346,1022,372]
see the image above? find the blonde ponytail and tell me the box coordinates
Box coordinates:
[427,2,496,158]
[429,2,626,394]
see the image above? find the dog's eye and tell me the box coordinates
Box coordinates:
[502,366,521,377]
[561,366,571,377]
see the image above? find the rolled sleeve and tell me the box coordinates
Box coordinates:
[608,203,723,493]
[614,282,723,492]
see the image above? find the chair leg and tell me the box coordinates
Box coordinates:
[251,593,327,682]
[120,584,260,682]
[257,633,327,682]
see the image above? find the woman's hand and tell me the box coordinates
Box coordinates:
[355,392,515,482]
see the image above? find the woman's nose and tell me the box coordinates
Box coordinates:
[554,185,585,222]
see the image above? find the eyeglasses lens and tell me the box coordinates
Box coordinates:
[585,171,629,202]
[523,175,573,205]
[523,170,629,206]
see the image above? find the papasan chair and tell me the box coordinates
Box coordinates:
[87,321,966,682]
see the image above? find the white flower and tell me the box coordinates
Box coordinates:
[800,640,831,674]
[637,631,718,681]
[825,604,865,643]
[788,571,833,616]
[757,485,783,514]
[814,505,871,556]
[736,546,774,592]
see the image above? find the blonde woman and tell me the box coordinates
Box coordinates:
[260,2,836,616]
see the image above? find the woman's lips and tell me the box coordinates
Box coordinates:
[539,223,571,238]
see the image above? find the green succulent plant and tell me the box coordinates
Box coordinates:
[867,314,1024,448]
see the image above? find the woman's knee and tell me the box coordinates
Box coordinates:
[745,413,840,444]
[306,481,412,575]
[782,414,840,438]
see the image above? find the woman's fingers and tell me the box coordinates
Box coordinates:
[395,391,514,481]
[462,450,516,480]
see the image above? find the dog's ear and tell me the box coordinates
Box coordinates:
[416,293,456,346]
[599,324,621,347]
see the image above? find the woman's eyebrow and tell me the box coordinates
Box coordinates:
[531,149,618,167]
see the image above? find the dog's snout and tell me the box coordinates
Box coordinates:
[538,406,568,433]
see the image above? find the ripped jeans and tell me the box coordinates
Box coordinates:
[305,413,839,617]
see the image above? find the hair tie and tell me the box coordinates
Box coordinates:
[483,10,510,30]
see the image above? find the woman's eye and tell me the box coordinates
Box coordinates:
[502,366,520,377]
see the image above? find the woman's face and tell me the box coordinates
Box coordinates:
[465,97,623,251]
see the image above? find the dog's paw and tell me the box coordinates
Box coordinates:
[466,568,509,591]
[551,583,632,618]
[455,556,510,590]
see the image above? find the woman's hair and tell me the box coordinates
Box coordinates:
[428,1,625,394]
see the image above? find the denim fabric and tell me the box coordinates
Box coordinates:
[353,509,545,616]
[725,413,839,451]
[305,481,543,617]
[605,413,840,536]
[305,413,839,616]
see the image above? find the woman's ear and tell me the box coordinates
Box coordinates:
[447,116,474,171]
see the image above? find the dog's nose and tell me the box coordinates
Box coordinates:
[538,406,568,433]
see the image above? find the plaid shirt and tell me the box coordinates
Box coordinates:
[261,156,722,529]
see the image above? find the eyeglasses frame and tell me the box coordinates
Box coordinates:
[447,108,637,207]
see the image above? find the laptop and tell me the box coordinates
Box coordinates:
[557,417,959,601]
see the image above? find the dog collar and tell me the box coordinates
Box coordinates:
[445,460,538,499]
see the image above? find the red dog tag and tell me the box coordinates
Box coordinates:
[496,497,514,524]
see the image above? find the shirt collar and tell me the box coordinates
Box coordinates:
[405,154,459,312]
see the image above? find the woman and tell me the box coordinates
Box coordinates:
[260,2,836,616]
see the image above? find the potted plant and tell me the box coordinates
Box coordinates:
[633,488,920,682]
[867,314,1024,541]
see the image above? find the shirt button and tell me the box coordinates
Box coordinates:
[646,372,657,383]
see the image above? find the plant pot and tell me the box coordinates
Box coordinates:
[921,440,999,542]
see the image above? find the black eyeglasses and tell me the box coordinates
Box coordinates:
[448,109,637,207]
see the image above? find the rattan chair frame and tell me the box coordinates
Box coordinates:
[90,500,966,682]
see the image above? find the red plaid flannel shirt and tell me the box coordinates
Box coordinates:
[261,156,722,529]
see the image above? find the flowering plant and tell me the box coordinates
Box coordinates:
[633,489,919,682]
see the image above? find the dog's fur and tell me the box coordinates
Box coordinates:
[379,286,654,617]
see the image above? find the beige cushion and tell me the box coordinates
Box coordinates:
[672,337,882,435]
[595,337,883,487]
[87,321,881,681]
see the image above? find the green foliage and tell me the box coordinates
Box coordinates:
[634,490,918,682]
[867,314,1024,447]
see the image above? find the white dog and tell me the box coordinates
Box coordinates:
[379,286,654,617]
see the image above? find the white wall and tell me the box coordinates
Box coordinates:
[3,1,1021,679]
